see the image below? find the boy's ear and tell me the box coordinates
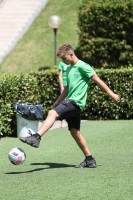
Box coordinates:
[70,52,74,56]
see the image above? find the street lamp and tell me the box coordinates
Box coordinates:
[48,15,62,66]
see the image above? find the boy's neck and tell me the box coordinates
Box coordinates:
[71,57,79,65]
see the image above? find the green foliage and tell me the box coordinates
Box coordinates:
[0,73,40,137]
[78,0,133,68]
[30,70,59,118]
[83,68,133,119]
[0,68,132,137]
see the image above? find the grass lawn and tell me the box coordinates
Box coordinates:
[0,0,81,74]
[0,120,133,200]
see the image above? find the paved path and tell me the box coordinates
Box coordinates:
[49,120,87,130]
[0,0,49,64]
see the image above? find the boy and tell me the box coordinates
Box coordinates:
[58,61,68,128]
[20,44,120,168]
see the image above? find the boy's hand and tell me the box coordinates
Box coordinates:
[52,101,59,109]
[91,74,120,103]
[110,93,120,103]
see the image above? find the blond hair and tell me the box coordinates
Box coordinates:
[57,44,74,57]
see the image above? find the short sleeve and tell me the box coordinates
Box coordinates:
[79,62,95,78]
[58,61,63,70]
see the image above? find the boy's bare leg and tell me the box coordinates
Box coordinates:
[19,109,59,147]
[38,109,59,136]
[70,128,91,156]
[61,119,67,128]
[70,128,96,168]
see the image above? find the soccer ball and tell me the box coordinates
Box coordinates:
[8,147,26,165]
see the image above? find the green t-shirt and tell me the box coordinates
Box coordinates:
[58,61,68,86]
[66,60,95,110]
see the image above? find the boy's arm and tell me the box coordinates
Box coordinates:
[91,74,120,103]
[58,70,64,92]
[52,86,68,108]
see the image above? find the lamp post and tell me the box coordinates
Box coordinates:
[48,15,61,66]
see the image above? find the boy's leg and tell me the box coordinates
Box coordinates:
[19,109,59,147]
[70,128,91,156]
[38,110,59,136]
[19,100,78,147]
[70,128,96,168]
[67,115,96,168]
[61,119,67,128]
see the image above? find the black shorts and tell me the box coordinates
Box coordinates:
[54,99,81,131]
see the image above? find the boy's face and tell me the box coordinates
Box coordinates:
[61,52,73,65]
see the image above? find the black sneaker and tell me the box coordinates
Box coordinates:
[19,133,41,148]
[75,158,96,168]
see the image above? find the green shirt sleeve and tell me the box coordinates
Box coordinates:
[79,62,95,78]
[58,61,63,71]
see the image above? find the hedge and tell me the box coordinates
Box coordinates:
[78,0,133,68]
[0,73,40,137]
[0,68,132,137]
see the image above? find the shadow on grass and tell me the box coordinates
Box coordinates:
[31,162,75,168]
[4,162,75,174]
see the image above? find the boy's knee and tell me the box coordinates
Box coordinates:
[48,109,59,118]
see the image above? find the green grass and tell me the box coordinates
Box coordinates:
[0,120,133,200]
[0,0,81,74]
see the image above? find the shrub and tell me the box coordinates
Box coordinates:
[0,73,40,137]
[0,68,132,137]
[78,0,133,68]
